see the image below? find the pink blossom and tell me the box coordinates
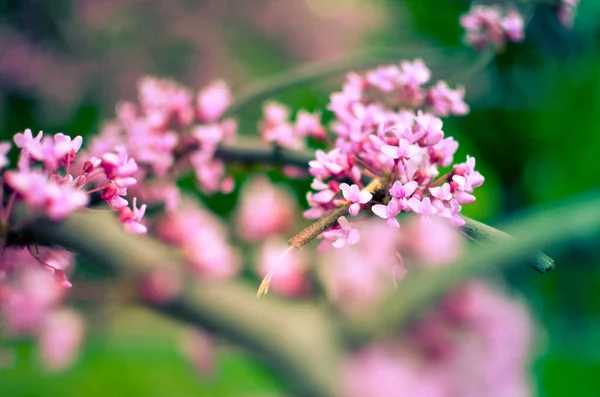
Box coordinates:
[257,239,308,297]
[101,146,138,187]
[138,76,194,127]
[38,309,84,372]
[13,128,43,149]
[501,10,525,42]
[460,5,525,49]
[0,142,11,169]
[321,216,360,249]
[319,220,401,311]
[340,183,372,216]
[235,177,297,242]
[408,196,438,216]
[1,267,63,335]
[156,203,240,279]
[427,81,470,116]
[181,329,215,376]
[294,110,327,140]
[389,180,418,208]
[557,0,579,27]
[371,198,401,228]
[196,80,231,122]
[27,133,82,172]
[4,169,89,220]
[403,215,463,266]
[342,346,444,397]
[119,197,147,235]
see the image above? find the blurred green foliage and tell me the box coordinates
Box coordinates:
[2,0,600,395]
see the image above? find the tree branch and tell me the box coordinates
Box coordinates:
[20,210,342,397]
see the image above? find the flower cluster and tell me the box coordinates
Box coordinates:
[1,129,147,234]
[342,281,534,397]
[460,5,525,49]
[304,59,483,248]
[259,101,326,149]
[85,77,237,211]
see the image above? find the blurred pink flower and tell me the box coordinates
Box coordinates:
[235,177,297,242]
[1,266,63,335]
[197,80,232,122]
[256,238,309,297]
[320,220,401,311]
[156,202,240,279]
[402,215,464,267]
[0,142,11,169]
[38,309,84,372]
[341,281,535,396]
[181,328,215,377]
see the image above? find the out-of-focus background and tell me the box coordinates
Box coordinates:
[1,0,600,396]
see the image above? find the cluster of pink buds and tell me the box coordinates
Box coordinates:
[86,77,238,211]
[460,5,525,49]
[305,59,483,248]
[259,101,327,149]
[1,129,147,234]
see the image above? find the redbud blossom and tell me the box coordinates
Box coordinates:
[306,59,481,245]
[38,309,84,372]
[342,282,534,396]
[197,80,232,122]
[0,142,11,169]
[340,183,372,216]
[257,239,309,297]
[235,177,297,242]
[156,203,240,279]
[460,5,525,50]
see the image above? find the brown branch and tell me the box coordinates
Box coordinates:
[18,209,343,397]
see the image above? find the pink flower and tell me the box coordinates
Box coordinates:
[294,110,327,140]
[1,267,63,335]
[156,203,240,279]
[322,216,360,248]
[501,10,525,42]
[27,133,82,172]
[260,102,304,149]
[38,309,84,372]
[196,80,231,122]
[101,146,138,188]
[342,347,444,397]
[408,196,438,216]
[371,198,401,228]
[13,128,43,149]
[0,142,11,169]
[461,5,525,49]
[119,197,147,235]
[389,180,418,208]
[181,329,215,376]
[257,239,308,297]
[403,215,463,266]
[340,183,372,216]
[235,177,297,242]
[427,81,469,116]
[4,169,89,220]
